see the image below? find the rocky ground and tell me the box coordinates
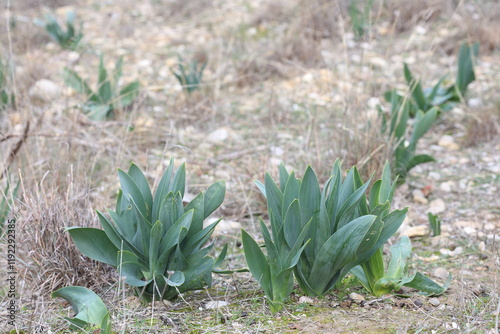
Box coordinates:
[0,0,499,333]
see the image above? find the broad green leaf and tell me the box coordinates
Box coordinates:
[63,67,94,97]
[113,56,123,85]
[96,210,124,250]
[278,162,289,192]
[298,166,320,229]
[157,210,193,260]
[127,163,153,220]
[264,172,284,234]
[386,236,412,280]
[67,227,118,266]
[183,219,220,255]
[177,255,214,293]
[254,180,266,197]
[455,42,479,97]
[213,244,228,269]
[242,229,272,298]
[97,56,112,103]
[170,163,186,197]
[164,271,185,287]
[283,199,301,248]
[409,108,438,150]
[118,251,151,287]
[152,158,175,223]
[184,192,204,238]
[159,192,183,231]
[406,154,436,171]
[83,103,111,120]
[149,220,164,273]
[404,272,451,296]
[203,180,225,218]
[404,63,429,111]
[282,171,300,220]
[52,286,110,332]
[118,168,148,218]
[306,215,377,295]
[117,81,139,108]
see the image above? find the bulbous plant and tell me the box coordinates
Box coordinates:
[351,235,451,297]
[68,159,227,301]
[243,160,407,312]
[350,163,451,297]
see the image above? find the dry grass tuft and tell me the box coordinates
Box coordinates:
[463,105,500,147]
[386,0,445,32]
[17,169,116,295]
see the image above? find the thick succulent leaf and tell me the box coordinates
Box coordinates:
[107,209,144,258]
[284,234,311,270]
[307,215,378,294]
[119,260,151,287]
[113,56,123,85]
[159,192,184,231]
[170,163,186,197]
[338,167,356,205]
[177,256,215,294]
[96,210,124,250]
[378,161,395,204]
[213,244,228,269]
[386,236,412,280]
[270,267,294,304]
[282,172,300,220]
[97,56,112,103]
[410,108,438,151]
[149,220,164,273]
[404,63,429,111]
[407,154,436,172]
[404,272,452,296]
[52,286,110,332]
[242,229,272,298]
[260,219,281,272]
[168,244,189,271]
[455,42,479,97]
[336,176,371,230]
[356,208,408,265]
[264,172,284,234]
[283,199,301,249]
[369,180,382,209]
[357,247,386,295]
[184,192,205,239]
[152,158,175,223]
[183,219,220,255]
[118,168,148,218]
[203,180,225,218]
[278,163,289,191]
[298,166,321,230]
[164,271,185,287]
[67,227,118,266]
[127,163,153,219]
[117,81,139,108]
[162,210,194,251]
[126,196,152,254]
[63,67,94,97]
[254,179,266,197]
[350,265,371,293]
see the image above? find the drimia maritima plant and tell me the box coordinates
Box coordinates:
[68,159,227,302]
[243,161,449,312]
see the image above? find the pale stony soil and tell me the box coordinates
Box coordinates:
[0,0,499,333]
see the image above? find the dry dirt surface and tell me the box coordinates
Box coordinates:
[1,0,499,333]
